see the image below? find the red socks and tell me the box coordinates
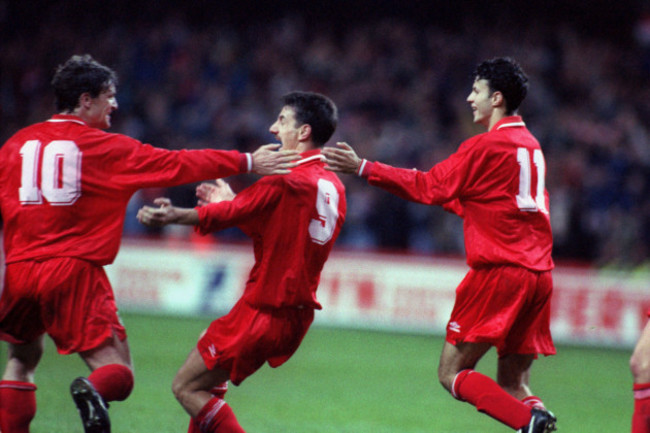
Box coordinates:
[88,364,134,402]
[187,383,230,433]
[522,395,546,410]
[452,369,532,430]
[633,383,650,433]
[195,397,245,432]
[0,365,131,433]
[0,380,37,433]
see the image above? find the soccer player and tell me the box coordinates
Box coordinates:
[0,54,299,433]
[630,316,650,432]
[323,57,557,433]
[136,91,346,433]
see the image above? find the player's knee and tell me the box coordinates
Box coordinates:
[8,341,44,375]
[437,365,455,392]
[171,375,188,404]
[630,352,650,382]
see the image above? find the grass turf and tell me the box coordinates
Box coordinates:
[1,312,633,432]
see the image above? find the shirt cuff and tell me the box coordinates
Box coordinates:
[357,159,373,178]
[239,153,253,173]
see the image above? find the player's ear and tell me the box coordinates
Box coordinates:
[298,124,312,141]
[491,91,505,109]
[78,92,93,109]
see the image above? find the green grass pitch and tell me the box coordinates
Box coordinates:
[1,312,632,432]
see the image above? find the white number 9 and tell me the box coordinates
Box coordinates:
[309,178,340,245]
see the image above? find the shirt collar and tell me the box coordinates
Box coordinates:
[492,115,525,131]
[47,114,87,126]
[296,149,325,166]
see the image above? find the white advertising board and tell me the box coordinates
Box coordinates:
[103,239,650,348]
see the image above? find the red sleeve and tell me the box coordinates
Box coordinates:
[108,136,249,189]
[442,199,465,217]
[363,137,482,206]
[195,177,283,234]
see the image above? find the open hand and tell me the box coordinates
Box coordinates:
[322,142,362,174]
[196,179,236,206]
[251,143,300,175]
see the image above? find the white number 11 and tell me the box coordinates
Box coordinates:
[516,147,548,214]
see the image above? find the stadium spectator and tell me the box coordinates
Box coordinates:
[324,57,556,433]
[1,6,649,269]
[0,54,298,433]
[136,91,346,432]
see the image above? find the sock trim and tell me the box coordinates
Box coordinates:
[451,369,473,400]
[0,380,37,391]
[198,398,226,431]
[634,383,650,400]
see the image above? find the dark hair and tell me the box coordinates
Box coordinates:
[51,54,118,112]
[473,57,528,114]
[281,91,338,146]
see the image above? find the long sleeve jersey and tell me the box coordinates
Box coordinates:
[0,114,251,265]
[359,116,553,271]
[196,149,347,309]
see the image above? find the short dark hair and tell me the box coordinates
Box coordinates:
[473,57,528,114]
[51,54,118,112]
[281,91,338,146]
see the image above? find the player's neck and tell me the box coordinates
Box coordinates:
[487,109,509,131]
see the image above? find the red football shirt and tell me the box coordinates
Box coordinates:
[0,114,250,265]
[196,149,347,309]
[360,116,553,271]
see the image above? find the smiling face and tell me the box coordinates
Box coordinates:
[466,78,496,128]
[269,106,307,151]
[81,83,118,129]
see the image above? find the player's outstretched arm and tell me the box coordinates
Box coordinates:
[251,143,300,175]
[322,142,363,174]
[137,197,199,227]
[196,179,236,206]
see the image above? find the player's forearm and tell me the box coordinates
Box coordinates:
[172,207,200,225]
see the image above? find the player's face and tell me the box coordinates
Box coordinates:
[86,84,118,129]
[269,106,301,150]
[467,78,494,127]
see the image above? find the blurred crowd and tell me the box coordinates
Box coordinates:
[1,2,649,269]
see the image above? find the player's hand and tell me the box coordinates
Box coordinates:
[251,143,300,175]
[137,197,200,226]
[137,197,177,227]
[322,142,362,174]
[197,179,236,206]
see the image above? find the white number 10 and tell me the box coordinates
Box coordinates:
[19,140,82,205]
[516,147,547,214]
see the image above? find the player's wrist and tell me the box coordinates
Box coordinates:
[240,152,253,173]
[356,159,371,177]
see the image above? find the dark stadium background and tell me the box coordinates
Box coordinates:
[1,0,648,267]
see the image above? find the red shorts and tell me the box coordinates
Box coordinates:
[0,258,127,354]
[445,266,555,357]
[198,298,314,385]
